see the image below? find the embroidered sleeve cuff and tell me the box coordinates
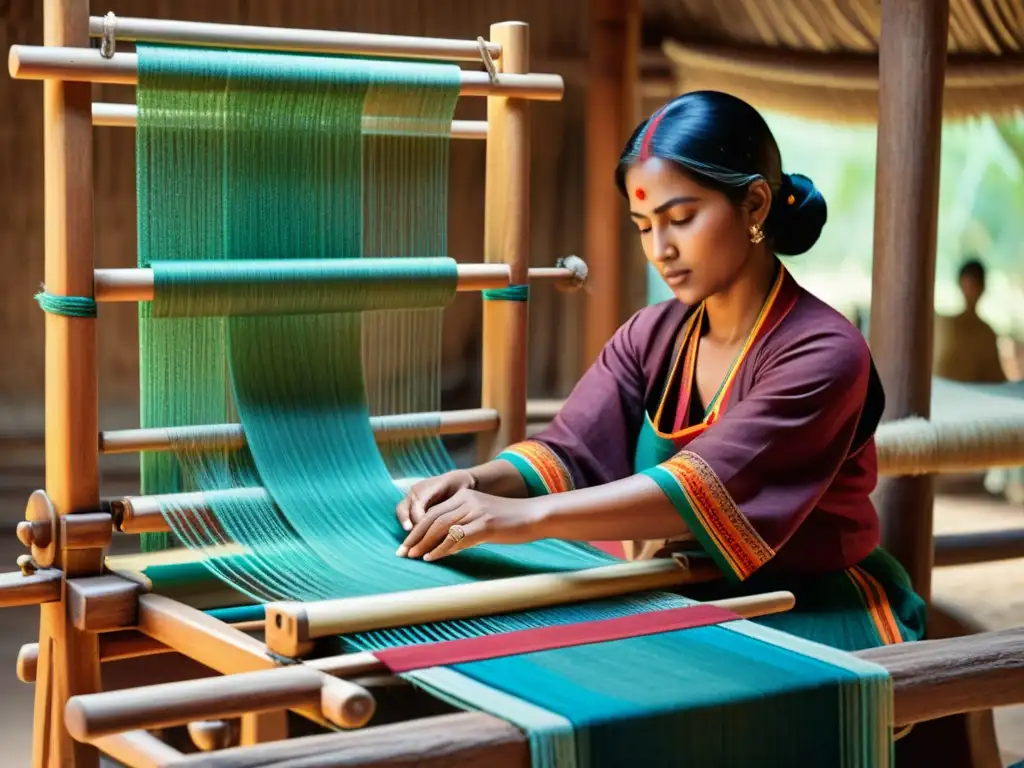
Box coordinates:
[641,450,775,582]
[496,440,574,497]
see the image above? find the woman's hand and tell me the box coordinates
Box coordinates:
[395,489,545,562]
[395,469,477,532]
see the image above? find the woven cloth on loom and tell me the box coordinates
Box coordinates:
[133,44,894,766]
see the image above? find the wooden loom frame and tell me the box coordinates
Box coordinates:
[3,1,1024,767]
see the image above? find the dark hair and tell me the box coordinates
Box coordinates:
[958,258,985,283]
[615,91,827,257]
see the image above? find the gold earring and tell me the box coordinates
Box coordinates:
[749,223,765,244]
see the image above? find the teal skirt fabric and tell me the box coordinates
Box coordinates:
[676,547,927,653]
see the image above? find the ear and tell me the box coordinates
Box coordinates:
[743,179,773,228]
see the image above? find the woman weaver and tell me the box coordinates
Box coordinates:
[394,90,927,654]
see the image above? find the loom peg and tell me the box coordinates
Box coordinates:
[8,46,565,100]
[16,643,39,684]
[64,665,376,742]
[187,719,241,752]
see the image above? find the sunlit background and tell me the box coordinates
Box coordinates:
[648,113,1024,357]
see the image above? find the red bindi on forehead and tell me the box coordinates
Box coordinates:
[635,188,646,200]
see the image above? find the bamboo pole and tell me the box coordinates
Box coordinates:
[99,408,500,456]
[91,102,489,138]
[868,0,950,606]
[478,22,531,462]
[91,260,587,304]
[263,556,726,657]
[36,1,105,766]
[87,15,501,62]
[8,46,565,100]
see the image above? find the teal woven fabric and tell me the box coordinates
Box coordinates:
[150,257,459,317]
[134,43,895,767]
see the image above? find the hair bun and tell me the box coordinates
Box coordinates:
[771,173,827,256]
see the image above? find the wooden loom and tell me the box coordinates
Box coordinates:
[4,2,1024,767]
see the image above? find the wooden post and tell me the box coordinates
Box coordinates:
[479,22,530,459]
[34,1,104,766]
[583,0,641,368]
[868,0,949,606]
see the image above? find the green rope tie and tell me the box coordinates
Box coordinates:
[482,284,529,302]
[34,290,97,318]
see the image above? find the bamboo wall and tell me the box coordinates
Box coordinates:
[0,0,626,517]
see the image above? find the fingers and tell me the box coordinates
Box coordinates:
[407,476,458,529]
[395,477,445,532]
[395,495,413,532]
[396,491,468,556]
[422,519,483,562]
[405,510,470,560]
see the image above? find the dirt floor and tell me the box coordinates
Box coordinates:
[0,492,1021,766]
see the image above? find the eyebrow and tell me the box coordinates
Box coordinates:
[629,195,700,218]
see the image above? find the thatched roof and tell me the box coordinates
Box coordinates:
[642,0,1024,121]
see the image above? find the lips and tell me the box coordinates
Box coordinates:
[662,269,692,287]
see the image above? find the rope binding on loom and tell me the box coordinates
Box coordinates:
[476,36,498,84]
[100,12,117,59]
[482,284,529,301]
[34,288,97,318]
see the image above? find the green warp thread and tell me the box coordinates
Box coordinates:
[151,257,458,317]
[34,290,97,318]
[482,284,529,302]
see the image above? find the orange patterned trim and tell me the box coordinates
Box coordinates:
[650,264,791,440]
[501,440,574,494]
[659,450,775,580]
[847,565,904,645]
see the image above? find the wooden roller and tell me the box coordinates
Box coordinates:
[64,665,375,743]
[9,45,566,99]
[92,259,587,303]
[263,555,780,658]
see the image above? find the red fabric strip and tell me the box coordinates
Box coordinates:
[374,604,740,674]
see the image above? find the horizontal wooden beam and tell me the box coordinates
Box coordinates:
[92,102,489,139]
[100,407,500,456]
[9,46,565,100]
[857,626,1024,725]
[0,566,63,608]
[174,711,529,767]
[933,529,1024,567]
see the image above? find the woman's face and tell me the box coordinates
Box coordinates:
[624,157,761,305]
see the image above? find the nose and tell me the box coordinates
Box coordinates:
[651,227,677,263]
